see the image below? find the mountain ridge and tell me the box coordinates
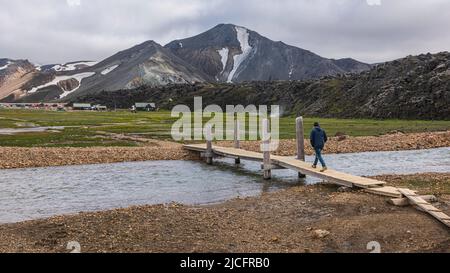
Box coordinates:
[1,23,371,102]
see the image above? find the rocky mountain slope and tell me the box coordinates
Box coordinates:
[0,59,37,100]
[165,24,371,83]
[61,41,210,100]
[72,52,450,120]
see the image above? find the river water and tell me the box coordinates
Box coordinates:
[0,147,448,223]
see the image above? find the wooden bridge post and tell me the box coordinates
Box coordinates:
[234,119,241,165]
[262,118,272,180]
[296,117,307,178]
[205,124,213,165]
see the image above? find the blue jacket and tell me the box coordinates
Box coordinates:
[310,126,328,149]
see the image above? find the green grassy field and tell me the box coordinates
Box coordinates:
[0,109,449,147]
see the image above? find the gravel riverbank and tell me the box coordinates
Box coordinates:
[220,131,450,156]
[0,141,195,169]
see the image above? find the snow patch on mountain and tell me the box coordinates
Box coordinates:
[28,72,96,97]
[59,72,96,98]
[0,61,11,70]
[101,65,119,75]
[52,61,98,72]
[227,27,253,83]
[289,65,294,79]
[217,48,229,73]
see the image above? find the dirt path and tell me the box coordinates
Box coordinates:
[0,131,448,170]
[0,173,448,253]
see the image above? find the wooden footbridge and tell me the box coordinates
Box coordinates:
[184,118,450,228]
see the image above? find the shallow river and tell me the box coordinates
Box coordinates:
[0,147,448,223]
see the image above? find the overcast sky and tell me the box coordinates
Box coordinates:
[1,0,449,64]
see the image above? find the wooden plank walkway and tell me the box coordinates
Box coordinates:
[184,143,450,228]
[185,143,387,189]
[397,188,450,228]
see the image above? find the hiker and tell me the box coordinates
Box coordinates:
[310,122,328,172]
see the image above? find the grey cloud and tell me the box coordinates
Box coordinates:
[0,0,449,64]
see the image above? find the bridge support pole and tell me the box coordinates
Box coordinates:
[296,117,307,179]
[234,120,241,165]
[262,119,272,180]
[205,124,213,165]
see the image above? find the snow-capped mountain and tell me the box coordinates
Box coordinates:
[165,24,371,83]
[1,23,371,102]
[3,41,210,102]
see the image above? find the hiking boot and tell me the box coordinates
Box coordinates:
[320,167,328,172]
[312,165,317,169]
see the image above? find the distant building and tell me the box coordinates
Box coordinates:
[135,103,156,112]
[73,103,92,110]
[93,105,108,111]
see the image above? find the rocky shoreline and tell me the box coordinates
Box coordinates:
[0,131,448,170]
[0,141,196,170]
[0,173,448,253]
